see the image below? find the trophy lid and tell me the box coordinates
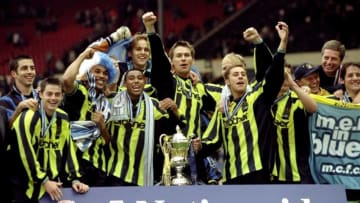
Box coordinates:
[172,125,187,143]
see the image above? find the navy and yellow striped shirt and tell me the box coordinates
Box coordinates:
[173,76,213,137]
[148,33,215,138]
[12,108,81,200]
[200,52,285,183]
[62,81,92,121]
[106,97,170,186]
[62,81,108,172]
[271,91,312,182]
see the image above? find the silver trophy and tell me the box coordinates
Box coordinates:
[160,125,191,186]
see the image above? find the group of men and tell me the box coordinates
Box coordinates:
[1,10,358,203]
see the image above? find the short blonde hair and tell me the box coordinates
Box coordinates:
[222,52,246,68]
[129,33,149,51]
[224,65,247,79]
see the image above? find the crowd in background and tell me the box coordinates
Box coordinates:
[1,0,359,97]
[0,3,359,202]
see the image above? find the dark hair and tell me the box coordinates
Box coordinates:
[168,40,195,59]
[123,69,144,82]
[9,54,33,72]
[340,62,360,80]
[38,77,63,93]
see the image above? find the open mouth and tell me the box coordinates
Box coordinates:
[96,79,106,86]
[309,83,318,88]
[24,76,34,80]
[131,85,142,91]
[350,82,360,87]
[180,64,188,69]
[137,56,147,60]
[324,65,335,71]
[48,101,59,107]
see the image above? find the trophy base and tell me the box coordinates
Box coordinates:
[171,174,192,186]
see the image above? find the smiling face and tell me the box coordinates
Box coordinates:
[128,35,150,71]
[321,49,342,77]
[343,64,360,96]
[298,72,321,94]
[123,70,146,100]
[89,65,109,90]
[39,79,63,116]
[225,66,248,99]
[11,58,36,89]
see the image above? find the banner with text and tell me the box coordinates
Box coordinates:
[309,95,360,189]
[40,185,346,203]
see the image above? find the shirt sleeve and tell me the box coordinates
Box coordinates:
[147,33,176,100]
[13,110,48,184]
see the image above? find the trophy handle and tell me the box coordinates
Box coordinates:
[159,134,172,186]
[159,134,166,148]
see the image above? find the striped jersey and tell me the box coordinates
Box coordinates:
[62,81,108,172]
[173,76,212,137]
[200,52,285,182]
[12,108,81,200]
[106,97,169,186]
[62,81,92,121]
[147,33,215,138]
[271,91,312,182]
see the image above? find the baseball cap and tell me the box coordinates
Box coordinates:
[294,63,319,80]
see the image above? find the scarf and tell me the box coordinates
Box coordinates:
[86,71,111,120]
[222,84,252,121]
[109,91,154,186]
[221,84,252,103]
[39,103,56,138]
[70,72,110,151]
[70,120,100,152]
[221,84,231,101]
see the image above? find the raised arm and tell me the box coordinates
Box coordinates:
[243,27,273,83]
[262,22,289,103]
[286,71,318,113]
[143,11,175,100]
[276,22,289,53]
[62,48,95,94]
